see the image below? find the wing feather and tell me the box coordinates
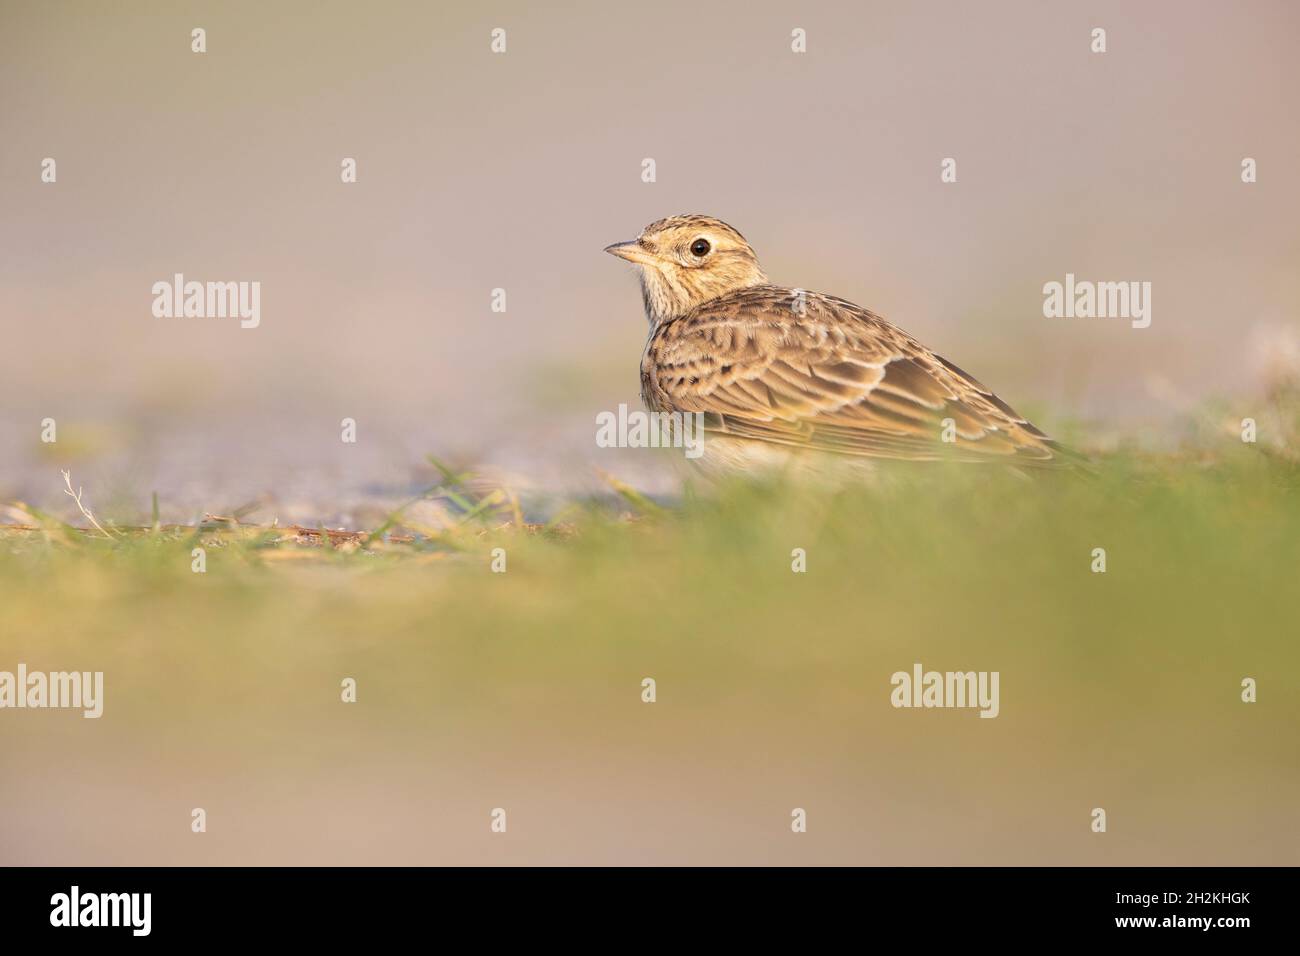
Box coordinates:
[642,286,1071,465]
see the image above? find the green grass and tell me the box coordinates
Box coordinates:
[1,448,1297,864]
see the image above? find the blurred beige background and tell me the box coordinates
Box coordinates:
[2,2,1299,869]
[2,0,1298,520]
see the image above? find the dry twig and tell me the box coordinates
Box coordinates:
[60,470,117,540]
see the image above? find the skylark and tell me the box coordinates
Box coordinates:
[605,214,1076,473]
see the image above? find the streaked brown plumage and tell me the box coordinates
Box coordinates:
[605,214,1075,470]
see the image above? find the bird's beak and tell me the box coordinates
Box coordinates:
[604,240,654,265]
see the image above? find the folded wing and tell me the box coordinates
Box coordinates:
[642,288,1071,465]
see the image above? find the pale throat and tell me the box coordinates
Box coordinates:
[638,263,765,326]
[639,270,691,326]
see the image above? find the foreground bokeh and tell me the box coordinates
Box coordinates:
[1,451,1296,865]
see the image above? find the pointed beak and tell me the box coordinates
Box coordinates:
[604,240,654,265]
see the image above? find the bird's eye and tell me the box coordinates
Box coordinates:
[690,238,711,257]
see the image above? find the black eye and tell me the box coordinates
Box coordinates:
[690,238,711,257]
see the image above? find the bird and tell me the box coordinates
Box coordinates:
[604,214,1079,475]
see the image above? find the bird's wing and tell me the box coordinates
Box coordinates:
[642,287,1070,464]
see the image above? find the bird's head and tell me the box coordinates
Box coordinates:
[605,214,768,325]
